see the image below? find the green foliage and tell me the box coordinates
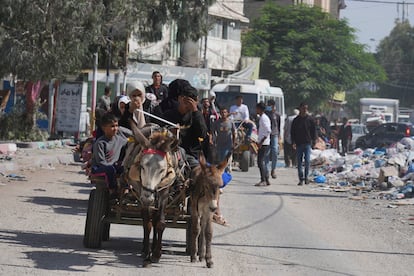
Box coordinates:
[242,4,386,109]
[0,101,48,141]
[376,20,414,108]
[0,0,215,80]
[0,0,104,80]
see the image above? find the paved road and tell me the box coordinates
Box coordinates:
[0,155,412,275]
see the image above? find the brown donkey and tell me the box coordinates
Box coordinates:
[190,152,229,268]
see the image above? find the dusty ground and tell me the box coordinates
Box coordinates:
[0,147,413,275]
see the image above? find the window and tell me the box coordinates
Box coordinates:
[222,21,228,39]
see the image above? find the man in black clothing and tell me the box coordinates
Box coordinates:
[266,99,281,178]
[291,102,316,185]
[145,71,169,102]
[161,79,207,168]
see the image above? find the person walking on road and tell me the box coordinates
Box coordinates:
[211,107,235,166]
[254,102,272,186]
[97,86,112,111]
[266,99,281,178]
[283,108,299,168]
[291,103,316,186]
[338,117,352,156]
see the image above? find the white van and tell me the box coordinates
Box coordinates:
[211,78,286,137]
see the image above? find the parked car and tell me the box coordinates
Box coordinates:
[355,123,414,149]
[350,124,368,150]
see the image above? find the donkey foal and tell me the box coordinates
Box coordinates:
[190,153,229,268]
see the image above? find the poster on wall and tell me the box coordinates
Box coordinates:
[55,82,87,133]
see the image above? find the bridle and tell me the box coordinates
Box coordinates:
[142,148,166,158]
[140,148,175,195]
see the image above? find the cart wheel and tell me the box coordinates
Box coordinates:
[102,223,111,241]
[249,152,255,167]
[73,151,82,163]
[240,150,250,172]
[83,188,108,248]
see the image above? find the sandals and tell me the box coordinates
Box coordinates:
[213,214,229,226]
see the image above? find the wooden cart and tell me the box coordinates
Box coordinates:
[83,175,192,253]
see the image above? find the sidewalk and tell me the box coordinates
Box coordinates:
[0,141,76,175]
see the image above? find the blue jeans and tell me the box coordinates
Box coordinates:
[269,135,279,170]
[257,145,271,182]
[296,143,311,181]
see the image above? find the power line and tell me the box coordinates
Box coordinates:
[347,0,414,4]
[347,0,414,21]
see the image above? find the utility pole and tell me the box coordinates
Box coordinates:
[91,52,98,132]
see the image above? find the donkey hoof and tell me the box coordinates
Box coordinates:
[143,260,152,268]
[199,256,205,262]
[151,257,160,263]
[191,256,197,263]
[207,261,214,268]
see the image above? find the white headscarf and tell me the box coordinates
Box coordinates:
[126,81,146,128]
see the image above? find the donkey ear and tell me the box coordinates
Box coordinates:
[217,151,231,172]
[130,119,150,148]
[198,151,207,170]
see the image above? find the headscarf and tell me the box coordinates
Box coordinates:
[126,80,146,128]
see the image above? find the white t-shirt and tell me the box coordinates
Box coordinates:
[258,113,271,146]
[229,104,250,121]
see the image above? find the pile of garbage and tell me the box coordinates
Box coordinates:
[309,137,414,201]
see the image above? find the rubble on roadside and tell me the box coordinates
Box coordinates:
[308,138,414,207]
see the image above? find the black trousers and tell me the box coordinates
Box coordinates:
[257,145,270,182]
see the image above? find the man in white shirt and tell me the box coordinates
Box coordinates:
[229,95,253,142]
[254,102,272,186]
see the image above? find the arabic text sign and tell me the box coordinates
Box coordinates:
[56,82,86,132]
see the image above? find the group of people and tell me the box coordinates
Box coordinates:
[92,71,354,211]
[92,72,233,225]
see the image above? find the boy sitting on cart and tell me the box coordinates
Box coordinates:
[90,112,132,199]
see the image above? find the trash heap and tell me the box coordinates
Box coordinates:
[309,137,414,201]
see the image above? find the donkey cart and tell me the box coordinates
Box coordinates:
[83,175,192,254]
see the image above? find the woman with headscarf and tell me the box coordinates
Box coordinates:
[118,81,147,129]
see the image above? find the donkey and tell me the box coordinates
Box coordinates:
[128,122,179,267]
[190,152,230,268]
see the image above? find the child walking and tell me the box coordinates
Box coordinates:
[211,108,235,168]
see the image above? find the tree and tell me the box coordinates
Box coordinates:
[0,0,215,141]
[376,20,414,108]
[0,0,216,80]
[242,4,385,109]
[0,0,104,80]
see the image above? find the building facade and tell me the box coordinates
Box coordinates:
[244,0,346,19]
[128,0,249,79]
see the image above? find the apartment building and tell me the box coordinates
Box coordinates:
[244,0,346,19]
[128,0,249,78]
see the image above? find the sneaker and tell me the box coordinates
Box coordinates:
[271,169,277,179]
[305,179,309,185]
[297,180,304,186]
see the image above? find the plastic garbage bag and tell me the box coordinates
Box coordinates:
[400,137,414,150]
[374,148,386,156]
[408,163,414,174]
[374,159,386,168]
[221,171,232,188]
[314,175,326,183]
